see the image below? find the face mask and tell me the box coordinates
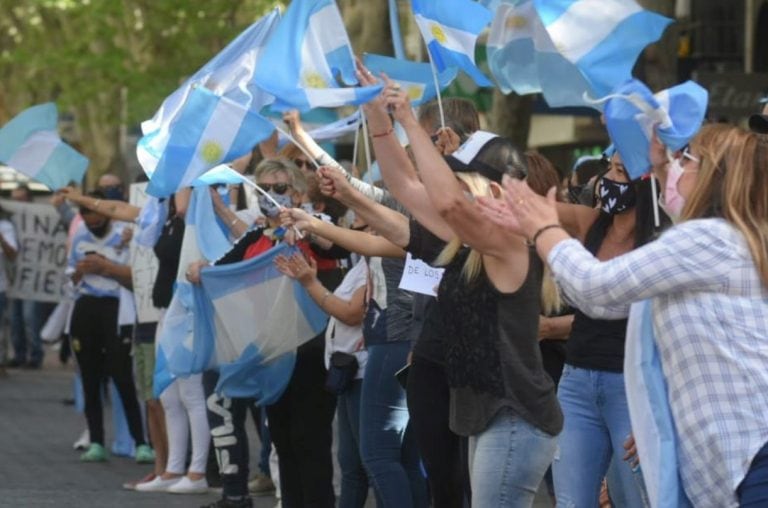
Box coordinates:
[301,203,316,214]
[258,192,292,218]
[99,185,124,201]
[597,176,635,215]
[86,221,110,238]
[661,158,686,221]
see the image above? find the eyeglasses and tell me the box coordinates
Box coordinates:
[258,183,291,194]
[293,158,313,170]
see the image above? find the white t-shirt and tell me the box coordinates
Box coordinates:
[325,258,368,379]
[0,219,18,293]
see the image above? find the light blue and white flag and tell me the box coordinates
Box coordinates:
[138,9,280,175]
[363,53,458,106]
[601,79,708,179]
[193,243,328,400]
[412,0,493,87]
[146,86,275,198]
[534,0,671,99]
[487,0,595,107]
[276,111,361,146]
[625,301,693,508]
[0,103,88,190]
[254,0,383,112]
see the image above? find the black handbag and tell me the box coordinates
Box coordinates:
[324,320,359,395]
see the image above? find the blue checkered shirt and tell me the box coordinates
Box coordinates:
[548,218,768,508]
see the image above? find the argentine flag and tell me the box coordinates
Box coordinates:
[487,0,595,107]
[138,9,280,176]
[193,243,328,400]
[534,0,672,100]
[0,103,88,190]
[363,53,458,107]
[602,79,708,179]
[146,86,275,198]
[254,0,383,112]
[411,0,493,87]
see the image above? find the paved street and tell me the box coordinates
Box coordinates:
[0,348,553,508]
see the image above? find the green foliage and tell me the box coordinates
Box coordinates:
[0,0,279,126]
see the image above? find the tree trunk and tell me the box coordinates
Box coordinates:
[638,0,679,91]
[488,90,534,150]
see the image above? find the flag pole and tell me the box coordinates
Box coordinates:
[360,110,373,176]
[650,174,660,228]
[352,110,361,170]
[241,178,304,239]
[389,0,406,60]
[274,125,322,171]
[426,54,446,130]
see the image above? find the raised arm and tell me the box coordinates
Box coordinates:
[62,187,140,222]
[281,207,405,258]
[317,166,412,248]
[283,109,388,204]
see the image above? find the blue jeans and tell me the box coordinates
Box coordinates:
[738,441,768,506]
[11,298,43,365]
[553,365,648,508]
[360,342,427,508]
[337,379,369,508]
[469,407,557,507]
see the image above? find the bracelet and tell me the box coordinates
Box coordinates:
[371,127,394,139]
[320,290,332,307]
[531,224,564,246]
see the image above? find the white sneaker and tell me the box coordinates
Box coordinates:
[166,476,209,494]
[73,429,90,450]
[135,476,182,492]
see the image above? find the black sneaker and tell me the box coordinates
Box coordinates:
[200,497,253,508]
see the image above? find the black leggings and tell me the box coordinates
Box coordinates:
[203,371,252,499]
[406,355,471,508]
[266,336,337,508]
[70,295,145,447]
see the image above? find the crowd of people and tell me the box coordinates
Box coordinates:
[3,63,768,508]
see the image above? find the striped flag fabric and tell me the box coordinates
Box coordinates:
[362,53,458,106]
[411,0,493,87]
[146,86,275,197]
[254,0,383,112]
[193,243,328,400]
[0,103,88,190]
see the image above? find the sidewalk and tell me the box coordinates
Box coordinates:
[0,360,278,508]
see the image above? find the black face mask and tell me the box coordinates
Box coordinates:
[86,221,110,238]
[597,177,635,215]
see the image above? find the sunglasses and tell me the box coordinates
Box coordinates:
[259,183,291,194]
[293,158,313,170]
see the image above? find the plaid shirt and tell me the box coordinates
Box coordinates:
[549,218,768,508]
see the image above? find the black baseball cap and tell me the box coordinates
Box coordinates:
[444,131,527,182]
[749,114,768,134]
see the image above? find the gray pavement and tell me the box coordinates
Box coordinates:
[0,347,554,508]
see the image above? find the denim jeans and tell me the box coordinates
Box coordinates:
[10,298,42,365]
[360,342,427,508]
[337,379,369,508]
[468,407,557,507]
[738,441,768,506]
[553,365,648,508]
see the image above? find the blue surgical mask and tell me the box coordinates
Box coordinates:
[259,192,292,218]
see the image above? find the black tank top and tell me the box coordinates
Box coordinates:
[438,247,563,437]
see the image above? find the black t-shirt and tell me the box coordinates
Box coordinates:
[405,220,447,363]
[152,215,185,309]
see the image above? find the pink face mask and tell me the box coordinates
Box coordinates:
[662,158,686,221]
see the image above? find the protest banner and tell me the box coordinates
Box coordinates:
[398,253,444,297]
[130,183,162,323]
[2,199,68,303]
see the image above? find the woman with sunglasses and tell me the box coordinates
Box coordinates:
[491,123,768,507]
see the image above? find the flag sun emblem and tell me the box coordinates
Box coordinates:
[430,23,447,44]
[303,71,328,89]
[200,140,224,164]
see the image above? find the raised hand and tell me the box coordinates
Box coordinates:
[501,177,560,241]
[283,109,303,136]
[317,166,354,202]
[476,196,524,237]
[280,207,316,234]
[434,127,461,155]
[383,76,417,127]
[274,253,317,286]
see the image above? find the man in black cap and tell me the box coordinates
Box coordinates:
[748,95,768,133]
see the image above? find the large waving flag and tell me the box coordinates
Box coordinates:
[0,103,88,190]
[411,0,493,87]
[534,0,672,100]
[602,79,708,179]
[625,301,693,507]
[254,0,383,112]
[138,9,280,176]
[193,243,328,400]
[146,86,275,197]
[363,53,458,107]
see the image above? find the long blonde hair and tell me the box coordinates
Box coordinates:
[683,124,768,287]
[434,172,490,283]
